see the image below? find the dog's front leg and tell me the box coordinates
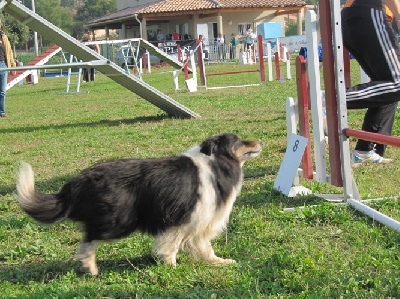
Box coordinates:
[191,238,236,265]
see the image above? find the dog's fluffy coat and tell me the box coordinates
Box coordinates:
[16,133,262,275]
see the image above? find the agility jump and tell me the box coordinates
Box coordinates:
[285,1,400,231]
[172,43,200,93]
[196,35,266,90]
[173,35,293,92]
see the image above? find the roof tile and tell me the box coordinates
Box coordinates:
[138,0,305,13]
[88,0,306,25]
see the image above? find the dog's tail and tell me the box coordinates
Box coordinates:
[16,162,69,224]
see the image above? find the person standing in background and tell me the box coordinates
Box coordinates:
[172,31,180,41]
[230,33,237,60]
[0,19,16,118]
[217,32,225,61]
[198,34,209,60]
[83,31,100,82]
[156,29,165,41]
[245,29,255,51]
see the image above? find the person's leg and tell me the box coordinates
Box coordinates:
[0,66,8,116]
[342,7,400,157]
[90,68,95,81]
[83,68,88,82]
[342,7,400,107]
[355,102,398,156]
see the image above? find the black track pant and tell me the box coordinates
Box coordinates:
[83,68,95,82]
[342,6,399,156]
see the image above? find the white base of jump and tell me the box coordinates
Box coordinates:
[206,83,260,90]
[314,193,345,202]
[287,186,312,197]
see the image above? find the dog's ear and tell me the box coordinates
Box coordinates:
[200,134,237,156]
[200,138,216,156]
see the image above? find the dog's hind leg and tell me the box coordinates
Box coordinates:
[75,240,100,275]
[188,237,236,265]
[153,228,184,267]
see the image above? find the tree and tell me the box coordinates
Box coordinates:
[285,20,305,36]
[1,0,116,50]
[1,12,31,50]
[35,0,74,35]
[74,0,116,38]
[305,0,318,11]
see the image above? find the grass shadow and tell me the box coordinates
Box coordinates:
[0,254,158,284]
[0,174,73,196]
[0,114,176,134]
[243,165,278,178]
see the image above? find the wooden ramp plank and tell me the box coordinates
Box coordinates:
[7,45,61,90]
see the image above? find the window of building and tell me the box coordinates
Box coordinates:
[238,23,252,35]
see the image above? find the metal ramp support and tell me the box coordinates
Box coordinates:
[57,51,87,95]
[1,0,199,118]
[118,40,142,79]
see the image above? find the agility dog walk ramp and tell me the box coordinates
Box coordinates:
[7,44,61,90]
[0,0,199,118]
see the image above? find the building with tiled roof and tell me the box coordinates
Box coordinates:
[88,0,306,44]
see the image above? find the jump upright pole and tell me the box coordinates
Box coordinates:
[319,0,343,187]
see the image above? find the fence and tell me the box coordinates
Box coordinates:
[203,42,252,62]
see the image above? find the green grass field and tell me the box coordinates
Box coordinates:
[0,61,399,298]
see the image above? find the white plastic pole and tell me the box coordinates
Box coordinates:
[189,50,197,88]
[286,49,292,80]
[147,51,151,73]
[286,97,298,146]
[306,10,327,183]
[267,43,273,81]
[173,70,179,92]
[348,199,400,232]
[276,38,280,60]
[32,0,39,57]
[0,60,109,71]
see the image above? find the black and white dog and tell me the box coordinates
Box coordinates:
[16,133,262,275]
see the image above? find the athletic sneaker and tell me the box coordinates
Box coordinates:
[351,150,393,167]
